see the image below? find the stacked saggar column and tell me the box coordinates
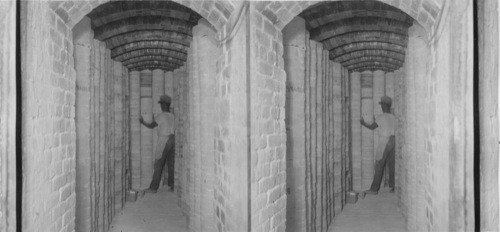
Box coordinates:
[383,72,394,186]
[73,17,131,231]
[360,71,374,191]
[152,69,165,178]
[283,17,351,232]
[403,29,418,231]
[283,17,307,232]
[304,40,348,232]
[130,71,141,190]
[331,62,343,218]
[341,67,351,197]
[140,70,154,189]
[164,71,173,184]
[350,72,362,191]
[372,71,385,169]
[196,19,217,231]
[74,17,93,232]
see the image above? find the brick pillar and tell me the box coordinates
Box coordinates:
[350,72,362,191]
[73,17,92,232]
[360,71,374,190]
[283,17,307,232]
[129,71,141,189]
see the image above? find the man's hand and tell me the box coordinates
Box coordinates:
[360,117,365,125]
[139,115,145,124]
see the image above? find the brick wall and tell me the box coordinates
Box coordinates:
[168,19,219,231]
[272,13,352,232]
[428,0,474,229]
[393,0,475,230]
[250,3,288,231]
[0,1,16,231]
[21,2,77,231]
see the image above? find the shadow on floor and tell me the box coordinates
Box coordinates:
[109,187,187,232]
[329,187,405,232]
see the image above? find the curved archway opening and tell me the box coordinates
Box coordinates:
[71,1,222,231]
[249,0,475,231]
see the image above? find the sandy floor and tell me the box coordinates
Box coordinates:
[329,187,405,232]
[108,187,187,232]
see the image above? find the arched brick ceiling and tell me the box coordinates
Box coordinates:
[87,0,202,71]
[300,1,414,72]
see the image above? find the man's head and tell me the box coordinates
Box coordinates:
[379,96,392,112]
[158,95,171,111]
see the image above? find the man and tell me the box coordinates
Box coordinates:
[360,96,395,195]
[140,94,175,193]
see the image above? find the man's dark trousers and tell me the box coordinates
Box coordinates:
[149,135,175,190]
[370,135,395,192]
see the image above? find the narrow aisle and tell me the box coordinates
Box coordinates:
[109,188,187,232]
[329,188,405,232]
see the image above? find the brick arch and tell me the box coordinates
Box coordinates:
[50,0,236,32]
[256,0,441,33]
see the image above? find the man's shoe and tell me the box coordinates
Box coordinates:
[364,190,378,195]
[144,188,157,193]
[390,188,395,193]
[359,191,366,199]
[168,186,174,192]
